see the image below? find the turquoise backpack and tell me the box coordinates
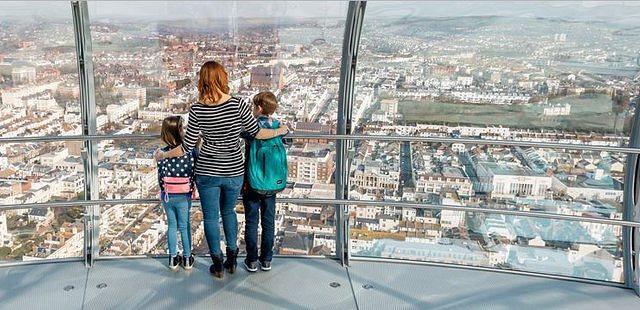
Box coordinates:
[247,119,288,195]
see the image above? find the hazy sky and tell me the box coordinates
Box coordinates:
[1,1,640,25]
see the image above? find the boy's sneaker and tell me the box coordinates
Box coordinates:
[259,260,271,271]
[244,259,258,272]
[169,255,181,270]
[183,254,195,270]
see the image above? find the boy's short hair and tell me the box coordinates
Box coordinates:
[253,91,278,115]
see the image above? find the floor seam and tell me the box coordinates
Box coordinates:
[80,266,90,310]
[346,267,360,310]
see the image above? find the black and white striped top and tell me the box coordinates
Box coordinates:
[183,96,260,177]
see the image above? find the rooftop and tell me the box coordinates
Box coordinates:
[2,257,639,309]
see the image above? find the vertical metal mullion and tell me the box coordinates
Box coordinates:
[624,102,640,295]
[336,1,366,267]
[72,1,99,268]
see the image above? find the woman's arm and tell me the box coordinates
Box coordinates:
[156,145,184,160]
[254,124,289,140]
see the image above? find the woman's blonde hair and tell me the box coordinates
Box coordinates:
[198,61,230,105]
[160,115,183,147]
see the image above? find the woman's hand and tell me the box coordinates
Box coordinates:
[277,122,290,136]
[154,148,165,162]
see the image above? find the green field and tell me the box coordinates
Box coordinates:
[399,94,628,134]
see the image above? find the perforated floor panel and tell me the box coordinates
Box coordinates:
[347,261,640,310]
[2,258,640,310]
[83,257,355,310]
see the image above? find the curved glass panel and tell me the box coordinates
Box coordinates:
[351,1,639,282]
[88,2,344,258]
[356,1,639,142]
[0,206,84,263]
[98,137,336,257]
[88,1,347,135]
[350,205,623,282]
[0,2,81,138]
[349,140,627,221]
[99,202,335,257]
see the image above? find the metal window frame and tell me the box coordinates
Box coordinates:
[624,106,640,294]
[2,133,640,155]
[72,0,99,268]
[1,0,638,295]
[2,195,638,285]
[336,1,366,267]
[2,197,639,227]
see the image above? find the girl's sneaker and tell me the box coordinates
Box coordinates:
[183,254,195,270]
[169,255,182,270]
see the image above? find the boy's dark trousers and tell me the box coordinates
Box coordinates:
[243,187,276,263]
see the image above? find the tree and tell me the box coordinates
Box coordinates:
[0,247,11,259]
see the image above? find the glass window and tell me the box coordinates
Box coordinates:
[88,2,345,258]
[350,1,638,281]
[349,141,627,221]
[0,2,81,138]
[88,1,347,135]
[0,141,86,205]
[97,138,161,201]
[99,202,335,257]
[356,1,639,143]
[349,205,623,282]
[0,206,84,262]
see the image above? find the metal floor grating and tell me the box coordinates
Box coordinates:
[1,258,639,309]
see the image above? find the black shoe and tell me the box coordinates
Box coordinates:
[183,254,195,270]
[209,253,224,278]
[259,260,271,271]
[169,255,181,270]
[223,247,239,274]
[244,259,258,272]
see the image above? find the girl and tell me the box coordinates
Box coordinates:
[157,115,197,270]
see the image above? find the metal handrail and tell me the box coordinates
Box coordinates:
[3,197,640,228]
[1,132,638,154]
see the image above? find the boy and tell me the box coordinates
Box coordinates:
[242,91,282,272]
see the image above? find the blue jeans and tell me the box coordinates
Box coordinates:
[196,175,243,256]
[162,195,192,257]
[243,188,276,263]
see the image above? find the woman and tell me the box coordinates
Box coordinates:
[155,61,288,278]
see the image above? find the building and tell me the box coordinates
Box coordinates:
[415,167,474,197]
[294,122,333,144]
[287,148,334,184]
[552,172,623,202]
[250,65,285,90]
[380,98,398,117]
[439,191,466,229]
[476,162,552,199]
[0,212,12,247]
[11,66,36,84]
[351,160,400,193]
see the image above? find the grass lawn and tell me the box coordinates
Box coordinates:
[399,94,628,134]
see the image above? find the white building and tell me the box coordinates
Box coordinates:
[0,212,12,247]
[477,162,552,199]
[11,66,36,84]
[440,192,465,229]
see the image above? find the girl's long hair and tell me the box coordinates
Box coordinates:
[160,115,183,148]
[198,60,230,105]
